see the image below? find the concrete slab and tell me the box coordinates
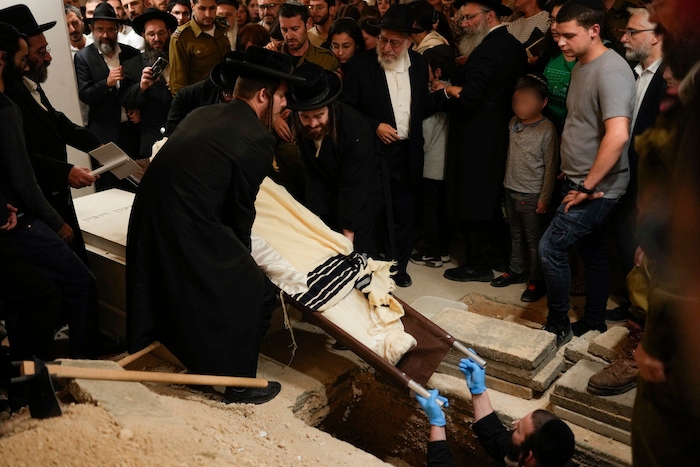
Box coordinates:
[550,393,631,432]
[553,360,635,422]
[486,355,566,392]
[566,420,633,467]
[554,405,631,446]
[409,296,468,320]
[431,308,556,370]
[564,332,607,365]
[589,327,629,363]
[60,359,184,429]
[437,362,534,400]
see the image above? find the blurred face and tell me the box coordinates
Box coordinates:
[121,0,146,21]
[170,4,192,25]
[237,3,249,26]
[280,15,309,52]
[662,65,680,91]
[362,29,377,50]
[152,0,169,11]
[330,32,357,64]
[620,14,658,62]
[92,19,119,55]
[107,0,127,20]
[556,20,598,59]
[192,0,218,28]
[143,19,170,51]
[217,3,238,27]
[377,29,409,65]
[64,0,81,7]
[66,11,85,43]
[648,0,700,40]
[512,87,546,121]
[377,0,392,17]
[309,0,334,26]
[549,5,561,41]
[257,0,283,25]
[298,106,331,140]
[26,34,52,83]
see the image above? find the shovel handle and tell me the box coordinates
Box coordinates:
[19,361,268,389]
[117,341,161,367]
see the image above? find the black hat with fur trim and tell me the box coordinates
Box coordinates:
[132,7,178,35]
[226,46,306,83]
[286,63,342,111]
[0,4,56,37]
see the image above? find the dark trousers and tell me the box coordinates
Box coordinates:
[0,239,61,361]
[539,184,619,326]
[460,216,509,272]
[9,219,99,358]
[611,190,638,276]
[504,189,544,281]
[384,141,414,274]
[420,178,452,258]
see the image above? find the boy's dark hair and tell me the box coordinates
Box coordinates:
[313,0,336,7]
[279,2,310,23]
[556,0,606,31]
[515,74,549,100]
[328,18,365,54]
[423,45,455,81]
[167,0,191,12]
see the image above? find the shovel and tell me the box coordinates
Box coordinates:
[11,357,269,419]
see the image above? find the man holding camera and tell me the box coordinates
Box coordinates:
[121,7,177,160]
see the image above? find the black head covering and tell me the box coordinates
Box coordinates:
[286,63,342,111]
[0,4,56,37]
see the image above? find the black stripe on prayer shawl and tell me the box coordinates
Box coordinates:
[292,253,367,310]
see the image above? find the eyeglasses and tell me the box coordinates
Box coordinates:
[36,46,51,59]
[463,9,491,21]
[258,3,281,10]
[93,27,118,36]
[378,35,408,49]
[308,5,327,11]
[616,28,655,37]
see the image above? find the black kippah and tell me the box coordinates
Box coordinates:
[572,0,605,11]
[533,419,576,467]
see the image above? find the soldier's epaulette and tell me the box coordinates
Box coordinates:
[172,29,182,38]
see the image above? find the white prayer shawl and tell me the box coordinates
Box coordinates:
[251,178,417,364]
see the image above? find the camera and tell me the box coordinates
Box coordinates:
[150,56,168,82]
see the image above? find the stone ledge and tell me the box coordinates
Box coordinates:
[589,327,629,363]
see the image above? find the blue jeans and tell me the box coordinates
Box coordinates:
[539,185,619,326]
[9,218,98,358]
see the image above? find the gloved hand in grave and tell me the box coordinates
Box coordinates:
[459,349,487,395]
[415,388,449,427]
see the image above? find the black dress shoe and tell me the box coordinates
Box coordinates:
[224,381,282,405]
[444,264,493,282]
[606,306,632,322]
[542,321,573,348]
[521,281,547,302]
[490,271,526,288]
[393,272,412,288]
[571,320,607,337]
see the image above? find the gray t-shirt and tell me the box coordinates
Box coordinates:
[560,49,636,199]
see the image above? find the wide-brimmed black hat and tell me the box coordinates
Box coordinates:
[453,0,512,17]
[369,4,424,34]
[132,7,178,35]
[85,2,127,25]
[227,46,306,84]
[210,51,244,91]
[0,4,56,37]
[286,63,342,111]
[0,21,22,41]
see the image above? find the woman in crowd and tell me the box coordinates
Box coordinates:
[328,18,366,74]
[246,0,260,23]
[376,0,394,17]
[237,0,251,27]
[237,23,270,51]
[359,17,379,50]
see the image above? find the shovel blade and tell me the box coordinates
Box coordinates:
[12,358,62,419]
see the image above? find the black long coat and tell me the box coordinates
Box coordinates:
[441,26,527,221]
[4,81,101,263]
[120,53,173,159]
[126,100,274,377]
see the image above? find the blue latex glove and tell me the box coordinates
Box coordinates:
[415,389,449,427]
[459,349,487,395]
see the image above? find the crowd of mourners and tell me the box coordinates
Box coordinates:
[1,0,700,466]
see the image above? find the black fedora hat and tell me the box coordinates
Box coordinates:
[0,4,56,37]
[132,7,178,35]
[85,2,127,25]
[226,46,306,84]
[368,4,424,34]
[210,51,244,92]
[0,21,22,41]
[453,0,512,17]
[286,63,342,111]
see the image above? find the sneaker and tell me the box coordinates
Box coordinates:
[571,320,607,337]
[490,271,527,288]
[440,254,452,263]
[587,321,643,395]
[393,271,412,287]
[410,253,443,268]
[444,264,494,283]
[542,321,573,348]
[521,281,547,302]
[224,381,282,405]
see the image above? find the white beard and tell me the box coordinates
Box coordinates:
[377,46,409,72]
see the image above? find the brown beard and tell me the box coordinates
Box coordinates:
[300,121,331,141]
[458,16,490,57]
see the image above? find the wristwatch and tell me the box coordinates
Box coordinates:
[576,181,596,195]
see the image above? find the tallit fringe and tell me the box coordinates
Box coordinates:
[279,290,298,366]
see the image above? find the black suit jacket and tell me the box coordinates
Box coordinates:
[120,53,173,158]
[74,43,140,146]
[342,49,431,184]
[162,77,221,136]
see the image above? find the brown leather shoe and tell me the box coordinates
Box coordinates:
[587,321,643,396]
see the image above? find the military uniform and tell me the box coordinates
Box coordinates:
[168,19,230,95]
[288,42,339,72]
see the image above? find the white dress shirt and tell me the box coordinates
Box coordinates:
[97,43,128,123]
[384,51,411,140]
[23,76,47,111]
[632,57,663,130]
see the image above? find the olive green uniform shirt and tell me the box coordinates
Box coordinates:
[286,42,339,72]
[169,19,230,95]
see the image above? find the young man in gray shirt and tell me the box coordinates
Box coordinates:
[538,0,636,346]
